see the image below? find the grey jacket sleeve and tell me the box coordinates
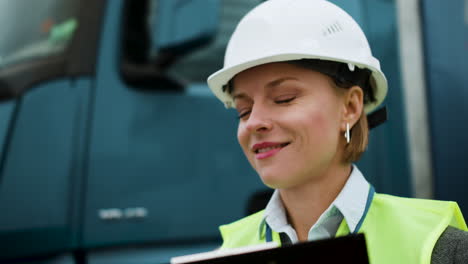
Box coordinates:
[431,226,468,264]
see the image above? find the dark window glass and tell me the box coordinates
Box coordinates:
[165,0,263,84]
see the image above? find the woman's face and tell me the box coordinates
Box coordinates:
[233,62,347,189]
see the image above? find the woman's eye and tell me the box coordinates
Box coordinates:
[237,111,251,119]
[275,97,296,104]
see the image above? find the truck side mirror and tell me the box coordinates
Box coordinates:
[151,0,219,53]
[120,0,220,90]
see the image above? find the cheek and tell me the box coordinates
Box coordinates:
[299,105,341,144]
[312,92,342,123]
[237,124,249,153]
[311,111,333,134]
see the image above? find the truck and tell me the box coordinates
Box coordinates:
[1,0,465,263]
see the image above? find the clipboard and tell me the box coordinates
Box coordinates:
[171,233,369,264]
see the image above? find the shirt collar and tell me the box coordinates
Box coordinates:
[262,164,370,237]
[333,165,369,232]
[264,189,289,231]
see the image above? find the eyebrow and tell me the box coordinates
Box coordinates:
[232,77,299,101]
[266,77,299,88]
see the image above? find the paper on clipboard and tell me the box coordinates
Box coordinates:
[170,242,279,264]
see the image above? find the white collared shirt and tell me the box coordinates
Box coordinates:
[263,165,370,243]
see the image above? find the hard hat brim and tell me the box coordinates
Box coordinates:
[207,53,387,114]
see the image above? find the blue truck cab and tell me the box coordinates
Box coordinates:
[0,0,413,263]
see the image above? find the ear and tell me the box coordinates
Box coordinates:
[341,86,364,131]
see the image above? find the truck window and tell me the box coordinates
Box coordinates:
[121,0,264,88]
[165,0,264,84]
[0,0,79,69]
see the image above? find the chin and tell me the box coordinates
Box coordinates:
[259,169,311,190]
[258,172,290,189]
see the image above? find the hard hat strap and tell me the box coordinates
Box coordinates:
[367,106,388,130]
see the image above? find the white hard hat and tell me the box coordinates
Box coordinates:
[207,0,387,114]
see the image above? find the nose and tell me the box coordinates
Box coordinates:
[244,104,273,134]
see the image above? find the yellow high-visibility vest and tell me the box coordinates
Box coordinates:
[219,193,467,264]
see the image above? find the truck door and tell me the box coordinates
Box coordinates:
[0,0,105,262]
[82,0,266,257]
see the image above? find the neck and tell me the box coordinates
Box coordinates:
[279,163,352,242]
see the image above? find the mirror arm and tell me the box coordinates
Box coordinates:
[120,58,185,92]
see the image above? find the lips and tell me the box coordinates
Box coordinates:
[252,141,290,159]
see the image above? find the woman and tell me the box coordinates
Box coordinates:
[206,0,468,263]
